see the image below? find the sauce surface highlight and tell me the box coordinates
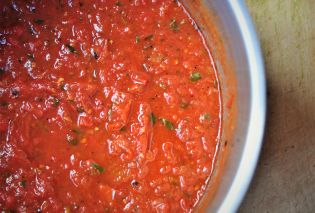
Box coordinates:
[0,0,221,212]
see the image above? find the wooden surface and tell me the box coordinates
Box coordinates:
[239,1,315,212]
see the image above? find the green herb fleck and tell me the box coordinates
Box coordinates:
[160,118,174,130]
[20,180,26,187]
[0,67,4,75]
[159,82,166,89]
[71,128,81,134]
[27,53,34,60]
[65,44,77,53]
[91,163,104,173]
[52,97,60,107]
[66,134,78,145]
[135,36,140,44]
[190,72,201,82]
[200,113,210,121]
[170,19,179,31]
[150,113,156,125]
[115,1,122,6]
[60,84,66,91]
[34,19,44,25]
[144,34,154,41]
[108,105,113,118]
[69,138,78,145]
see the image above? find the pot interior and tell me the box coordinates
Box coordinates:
[182,1,265,211]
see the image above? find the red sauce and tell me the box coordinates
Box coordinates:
[0,0,221,212]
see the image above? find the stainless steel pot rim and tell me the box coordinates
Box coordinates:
[218,1,266,212]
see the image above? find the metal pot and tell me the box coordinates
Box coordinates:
[182,1,266,212]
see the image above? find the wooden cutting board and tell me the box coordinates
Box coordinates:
[239,1,315,212]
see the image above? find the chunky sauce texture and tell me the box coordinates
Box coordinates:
[0,0,221,212]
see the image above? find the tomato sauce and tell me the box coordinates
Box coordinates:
[0,0,221,212]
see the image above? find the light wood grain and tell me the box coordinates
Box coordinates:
[239,0,315,212]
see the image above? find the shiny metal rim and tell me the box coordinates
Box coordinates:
[218,1,266,212]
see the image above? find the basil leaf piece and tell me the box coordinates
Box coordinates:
[190,72,202,82]
[160,118,174,130]
[91,163,104,174]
